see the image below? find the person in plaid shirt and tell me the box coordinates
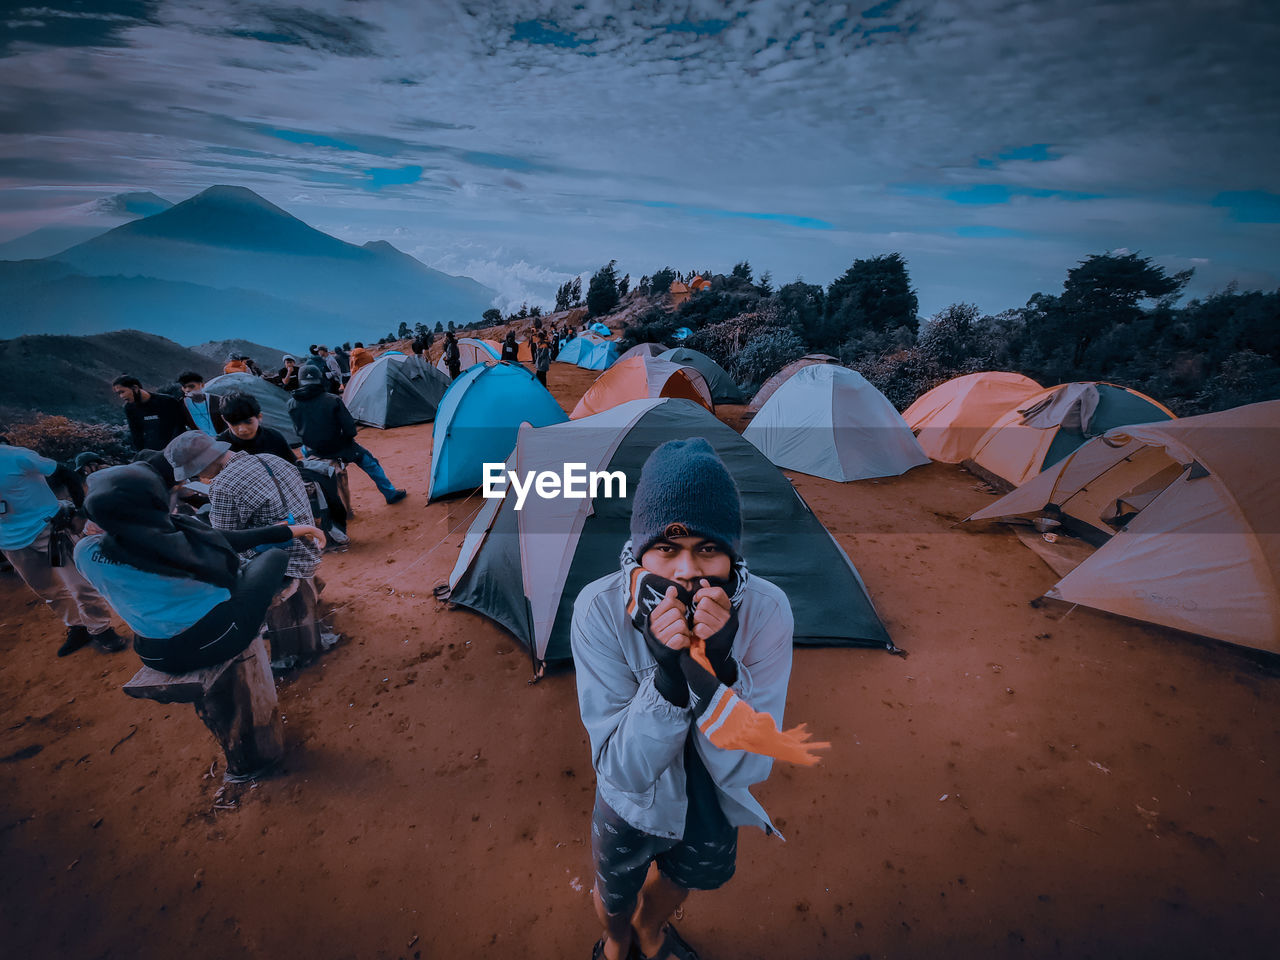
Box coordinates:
[165,432,321,581]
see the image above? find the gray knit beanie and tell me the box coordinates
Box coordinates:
[629,438,742,558]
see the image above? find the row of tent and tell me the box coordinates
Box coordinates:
[211,345,1279,655]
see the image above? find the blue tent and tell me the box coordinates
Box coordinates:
[590,322,611,337]
[557,337,619,370]
[428,361,568,500]
[674,326,694,341]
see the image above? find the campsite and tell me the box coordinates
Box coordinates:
[2,358,1277,960]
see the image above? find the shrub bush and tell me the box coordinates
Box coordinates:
[730,328,808,391]
[2,413,133,464]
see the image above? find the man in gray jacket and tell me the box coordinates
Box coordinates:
[572,438,811,960]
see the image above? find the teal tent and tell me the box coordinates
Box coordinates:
[445,398,892,664]
[343,354,450,428]
[674,326,693,340]
[658,347,745,403]
[205,372,300,446]
[428,361,568,500]
[590,322,612,336]
[558,337,619,370]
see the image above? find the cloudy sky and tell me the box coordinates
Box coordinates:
[1,0,1277,314]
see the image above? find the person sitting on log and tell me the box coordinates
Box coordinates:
[74,463,324,673]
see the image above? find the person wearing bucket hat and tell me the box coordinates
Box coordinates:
[570,438,826,960]
[287,366,407,505]
[165,432,322,581]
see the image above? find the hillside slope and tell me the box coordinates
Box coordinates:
[0,330,221,423]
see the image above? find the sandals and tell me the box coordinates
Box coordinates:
[593,923,699,960]
[639,924,700,960]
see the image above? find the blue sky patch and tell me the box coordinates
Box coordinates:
[953,225,1027,239]
[1212,190,1280,223]
[511,19,593,48]
[637,200,833,230]
[363,165,423,191]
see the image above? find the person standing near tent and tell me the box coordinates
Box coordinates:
[334,344,351,384]
[443,331,462,380]
[316,346,343,394]
[0,439,127,657]
[532,332,552,387]
[176,372,227,437]
[501,331,519,362]
[112,376,188,452]
[287,365,408,504]
[349,343,375,376]
[572,438,818,960]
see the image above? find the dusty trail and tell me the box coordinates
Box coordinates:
[2,360,1277,959]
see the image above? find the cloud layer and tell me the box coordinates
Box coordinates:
[1,0,1277,314]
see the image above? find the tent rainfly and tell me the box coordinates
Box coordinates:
[342,353,450,428]
[965,382,1175,489]
[570,355,714,419]
[748,354,839,413]
[558,337,620,370]
[205,372,300,446]
[657,347,745,404]
[904,371,1044,463]
[617,342,665,363]
[428,361,568,500]
[965,400,1280,652]
[744,364,929,481]
[444,398,893,664]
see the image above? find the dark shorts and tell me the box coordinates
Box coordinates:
[590,791,738,915]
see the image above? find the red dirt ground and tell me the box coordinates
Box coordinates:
[2,362,1277,960]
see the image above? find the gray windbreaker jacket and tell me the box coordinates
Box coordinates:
[571,568,794,841]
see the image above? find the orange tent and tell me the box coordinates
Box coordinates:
[569,356,714,419]
[966,401,1280,651]
[904,372,1043,463]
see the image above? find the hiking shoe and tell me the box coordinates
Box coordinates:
[57,625,93,657]
[92,627,128,653]
[328,525,350,545]
[385,489,408,505]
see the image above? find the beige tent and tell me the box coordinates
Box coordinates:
[966,401,1280,651]
[965,382,1175,489]
[747,354,838,413]
[904,372,1043,463]
[569,355,714,419]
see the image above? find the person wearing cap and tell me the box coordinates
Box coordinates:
[500,331,519,362]
[287,365,407,504]
[571,438,802,960]
[0,440,126,657]
[75,464,324,673]
[112,375,188,452]
[442,330,461,380]
[164,431,322,581]
[279,354,301,391]
[348,343,375,376]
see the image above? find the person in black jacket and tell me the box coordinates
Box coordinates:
[286,366,407,504]
[218,392,350,542]
[500,331,519,362]
[442,331,461,379]
[112,376,188,451]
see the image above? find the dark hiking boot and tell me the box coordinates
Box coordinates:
[92,627,128,653]
[57,625,93,657]
[385,489,408,504]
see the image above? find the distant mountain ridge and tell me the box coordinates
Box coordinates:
[0,191,173,261]
[0,184,497,345]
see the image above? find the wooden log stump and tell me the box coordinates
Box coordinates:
[264,577,323,667]
[123,634,284,781]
